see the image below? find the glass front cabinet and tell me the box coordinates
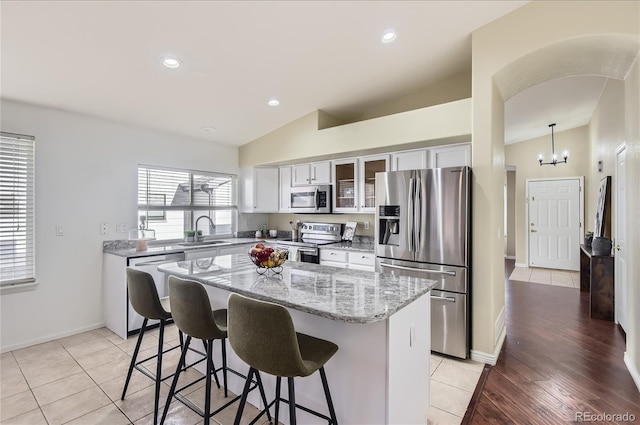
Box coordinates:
[333,154,389,213]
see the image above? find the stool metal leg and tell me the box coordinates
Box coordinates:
[121,317,148,400]
[160,336,191,425]
[221,339,228,397]
[254,371,273,423]
[153,320,165,425]
[274,377,281,425]
[233,367,255,425]
[288,377,296,425]
[320,366,338,425]
[204,339,213,425]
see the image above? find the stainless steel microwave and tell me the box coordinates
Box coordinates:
[290,185,332,213]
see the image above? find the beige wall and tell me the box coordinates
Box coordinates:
[623,56,640,392]
[505,126,591,265]
[588,79,626,238]
[239,99,471,167]
[472,0,639,368]
[350,69,472,123]
[505,170,516,258]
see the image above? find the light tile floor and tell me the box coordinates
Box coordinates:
[508,266,580,289]
[1,325,483,425]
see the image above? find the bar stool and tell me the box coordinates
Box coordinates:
[160,276,271,425]
[228,293,339,425]
[121,268,185,425]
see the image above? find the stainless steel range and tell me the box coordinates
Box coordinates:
[276,222,343,263]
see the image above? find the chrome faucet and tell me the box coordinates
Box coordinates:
[195,215,216,240]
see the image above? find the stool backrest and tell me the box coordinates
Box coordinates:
[126,268,171,320]
[228,293,306,377]
[168,276,226,340]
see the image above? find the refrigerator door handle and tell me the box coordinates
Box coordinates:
[408,177,415,252]
[415,176,422,250]
[379,263,456,276]
[431,295,457,303]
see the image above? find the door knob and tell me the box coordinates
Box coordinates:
[616,245,621,251]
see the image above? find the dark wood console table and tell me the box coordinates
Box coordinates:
[579,244,614,321]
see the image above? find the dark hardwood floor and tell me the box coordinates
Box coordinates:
[466,260,640,424]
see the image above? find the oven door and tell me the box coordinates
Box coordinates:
[297,246,319,264]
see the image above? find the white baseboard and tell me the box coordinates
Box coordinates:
[495,306,505,346]
[515,262,527,268]
[1,322,105,353]
[504,255,515,260]
[624,352,640,392]
[471,325,507,366]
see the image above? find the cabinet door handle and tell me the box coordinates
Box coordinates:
[616,245,621,251]
[530,229,537,233]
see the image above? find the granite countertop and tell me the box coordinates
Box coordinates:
[103,238,263,258]
[158,253,435,324]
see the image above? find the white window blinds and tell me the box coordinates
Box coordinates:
[137,165,237,239]
[0,132,35,286]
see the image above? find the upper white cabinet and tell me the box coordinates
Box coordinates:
[333,154,389,213]
[391,149,428,171]
[292,161,331,186]
[240,167,279,213]
[428,143,471,168]
[390,144,471,171]
[279,166,292,212]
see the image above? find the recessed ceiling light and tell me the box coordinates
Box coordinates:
[268,99,280,107]
[382,30,397,43]
[201,127,216,133]
[162,56,181,69]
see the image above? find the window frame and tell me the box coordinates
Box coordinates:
[0,132,36,290]
[137,164,238,240]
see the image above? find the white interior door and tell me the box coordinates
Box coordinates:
[615,145,627,331]
[528,178,581,270]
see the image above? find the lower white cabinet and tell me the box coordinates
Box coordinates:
[320,249,375,272]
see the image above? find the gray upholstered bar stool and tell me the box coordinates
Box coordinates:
[121,268,184,425]
[228,293,339,425]
[160,276,271,425]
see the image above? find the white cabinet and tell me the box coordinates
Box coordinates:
[240,167,279,213]
[320,249,375,272]
[391,149,428,171]
[348,251,376,271]
[292,161,331,186]
[320,249,349,268]
[334,155,388,213]
[279,166,292,212]
[428,143,471,168]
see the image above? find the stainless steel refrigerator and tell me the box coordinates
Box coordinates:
[375,166,470,359]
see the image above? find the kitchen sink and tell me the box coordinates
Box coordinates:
[177,240,227,247]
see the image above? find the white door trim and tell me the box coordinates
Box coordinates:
[615,142,627,330]
[525,176,585,268]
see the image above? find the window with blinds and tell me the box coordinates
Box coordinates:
[0,132,35,286]
[138,165,237,240]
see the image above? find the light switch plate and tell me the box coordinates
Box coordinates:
[56,225,64,236]
[116,223,127,233]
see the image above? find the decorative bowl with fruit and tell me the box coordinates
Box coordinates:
[248,243,288,274]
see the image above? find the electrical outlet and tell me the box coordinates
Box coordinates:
[56,225,64,236]
[364,221,370,230]
[116,223,127,233]
[100,223,109,235]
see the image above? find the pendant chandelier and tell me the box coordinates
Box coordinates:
[538,123,568,166]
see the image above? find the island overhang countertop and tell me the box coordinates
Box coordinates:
[157,254,436,324]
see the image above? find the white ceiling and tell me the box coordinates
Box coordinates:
[1,0,599,148]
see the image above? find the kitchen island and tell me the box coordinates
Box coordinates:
[158,254,435,425]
